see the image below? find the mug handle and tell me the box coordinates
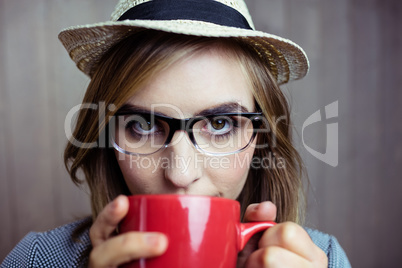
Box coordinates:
[238,222,276,251]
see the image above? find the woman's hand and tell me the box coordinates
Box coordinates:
[237,202,328,268]
[89,195,168,268]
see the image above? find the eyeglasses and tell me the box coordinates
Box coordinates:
[110,112,264,156]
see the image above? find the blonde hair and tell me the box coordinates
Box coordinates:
[64,30,305,223]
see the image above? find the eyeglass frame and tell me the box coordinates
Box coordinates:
[110,111,264,156]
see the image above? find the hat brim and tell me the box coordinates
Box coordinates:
[58,19,309,85]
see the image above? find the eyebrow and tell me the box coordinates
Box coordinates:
[116,102,250,117]
[115,104,169,117]
[196,102,249,116]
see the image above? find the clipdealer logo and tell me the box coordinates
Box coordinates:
[302,101,339,167]
[64,101,339,167]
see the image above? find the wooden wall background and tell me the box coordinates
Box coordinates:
[1,0,401,266]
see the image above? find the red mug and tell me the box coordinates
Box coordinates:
[119,194,276,268]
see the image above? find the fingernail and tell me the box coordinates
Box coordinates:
[110,196,121,210]
[250,203,259,211]
[260,201,274,209]
[146,234,160,247]
[146,233,167,248]
[111,200,118,210]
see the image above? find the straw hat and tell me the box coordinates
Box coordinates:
[58,0,309,85]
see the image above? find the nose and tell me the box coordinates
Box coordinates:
[163,130,201,189]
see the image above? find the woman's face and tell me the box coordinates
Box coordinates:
[115,48,256,199]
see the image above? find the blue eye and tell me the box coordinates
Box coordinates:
[124,115,164,138]
[131,120,156,134]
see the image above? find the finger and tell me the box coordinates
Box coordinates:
[258,222,326,263]
[243,201,277,222]
[89,231,168,267]
[238,202,277,267]
[90,195,129,247]
[246,246,310,268]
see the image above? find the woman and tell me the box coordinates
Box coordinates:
[2,0,351,267]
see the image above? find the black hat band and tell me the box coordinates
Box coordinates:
[118,0,253,30]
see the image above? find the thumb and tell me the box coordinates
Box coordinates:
[243,201,277,222]
[237,202,277,267]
